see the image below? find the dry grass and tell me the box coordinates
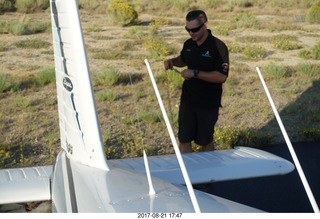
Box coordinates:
[0,2,320,168]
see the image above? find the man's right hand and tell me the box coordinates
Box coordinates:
[164,59,173,70]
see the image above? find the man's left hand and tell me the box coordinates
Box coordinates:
[180,69,194,80]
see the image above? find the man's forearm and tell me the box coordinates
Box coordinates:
[171,56,186,68]
[196,70,227,83]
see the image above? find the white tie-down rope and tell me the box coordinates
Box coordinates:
[145,59,201,213]
[256,67,319,213]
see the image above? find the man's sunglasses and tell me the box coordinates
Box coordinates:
[185,23,204,33]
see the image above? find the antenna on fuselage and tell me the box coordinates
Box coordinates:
[143,150,156,195]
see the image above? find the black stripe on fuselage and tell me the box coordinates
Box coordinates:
[65,156,78,213]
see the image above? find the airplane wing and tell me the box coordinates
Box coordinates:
[0,146,294,208]
[109,146,295,184]
[0,166,52,204]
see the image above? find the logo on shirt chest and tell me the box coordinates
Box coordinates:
[202,50,212,58]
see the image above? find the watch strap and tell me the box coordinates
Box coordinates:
[193,69,199,78]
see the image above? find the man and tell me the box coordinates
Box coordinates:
[164,9,229,153]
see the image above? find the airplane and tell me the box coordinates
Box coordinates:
[0,0,296,213]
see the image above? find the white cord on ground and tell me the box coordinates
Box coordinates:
[144,59,201,213]
[256,66,319,213]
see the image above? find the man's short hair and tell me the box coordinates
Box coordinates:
[186,10,208,24]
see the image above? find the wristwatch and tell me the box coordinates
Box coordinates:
[193,69,199,78]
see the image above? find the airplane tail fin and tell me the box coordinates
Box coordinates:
[50,0,108,170]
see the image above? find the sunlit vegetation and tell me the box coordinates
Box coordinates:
[1,0,320,168]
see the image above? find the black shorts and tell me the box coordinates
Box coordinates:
[178,103,219,146]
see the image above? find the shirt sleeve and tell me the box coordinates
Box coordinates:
[215,39,229,76]
[180,41,188,63]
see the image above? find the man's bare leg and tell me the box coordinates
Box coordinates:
[202,142,215,152]
[179,142,193,153]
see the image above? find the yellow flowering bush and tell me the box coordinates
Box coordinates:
[272,35,301,50]
[107,0,138,26]
[214,126,241,148]
[306,0,320,23]
[143,38,172,59]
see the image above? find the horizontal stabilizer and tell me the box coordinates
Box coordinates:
[0,166,52,204]
[109,147,295,184]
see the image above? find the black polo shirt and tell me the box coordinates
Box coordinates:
[180,30,229,109]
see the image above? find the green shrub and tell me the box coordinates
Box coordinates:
[149,16,169,35]
[0,74,7,92]
[0,21,10,34]
[225,40,266,60]
[272,35,302,50]
[299,49,311,59]
[243,44,266,60]
[214,126,273,148]
[269,0,315,8]
[127,26,148,41]
[299,42,320,60]
[139,111,162,123]
[228,0,255,7]
[225,41,243,53]
[297,62,320,77]
[262,62,291,79]
[11,22,31,35]
[166,69,184,89]
[33,67,55,86]
[155,69,183,89]
[93,67,121,86]
[311,43,320,59]
[153,0,194,11]
[14,39,51,49]
[107,0,138,26]
[28,22,50,34]
[0,147,11,168]
[212,23,236,36]
[305,1,320,23]
[171,0,193,11]
[197,0,221,8]
[269,0,295,8]
[78,0,106,11]
[0,74,20,92]
[302,128,320,141]
[9,17,50,35]
[15,0,49,13]
[93,49,129,60]
[232,12,260,29]
[96,90,119,101]
[214,126,241,148]
[143,37,173,59]
[113,132,156,158]
[0,0,15,13]
[0,40,9,51]
[14,94,33,108]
